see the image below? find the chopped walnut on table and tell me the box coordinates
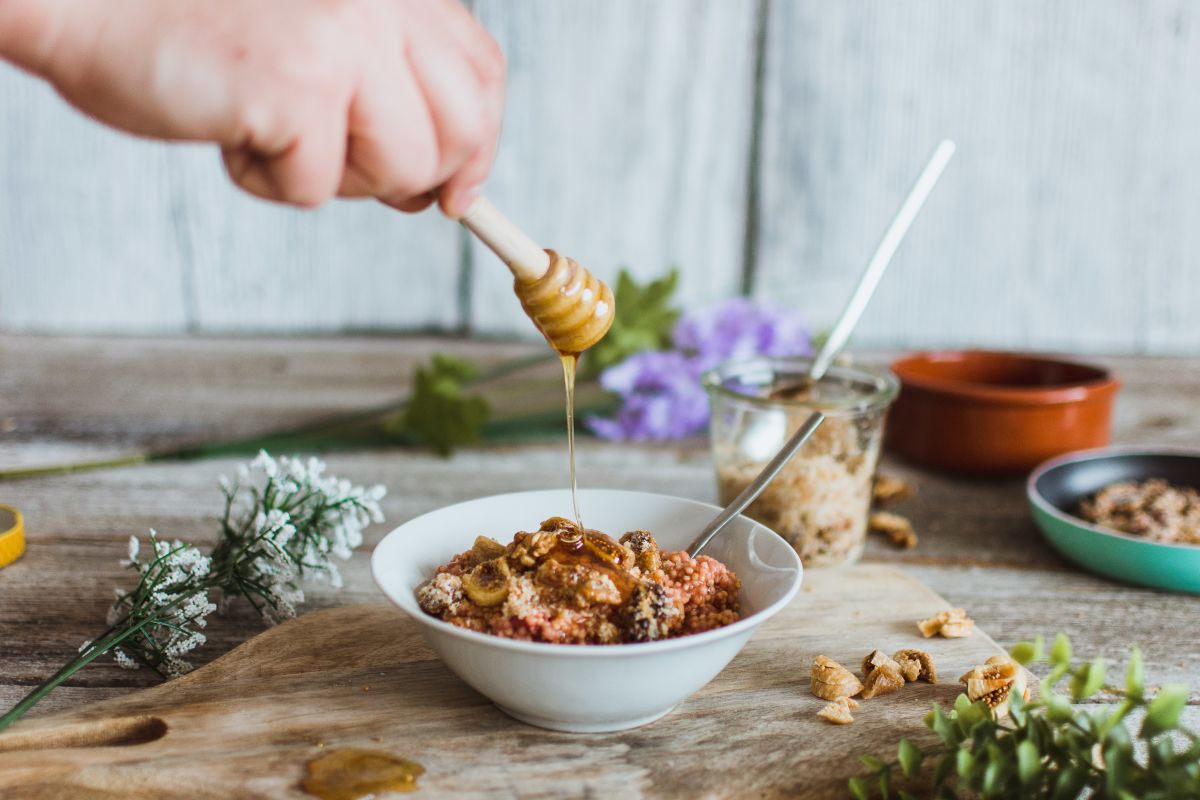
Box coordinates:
[869,511,918,549]
[859,650,906,699]
[918,608,975,638]
[893,649,937,683]
[959,655,1031,719]
[873,474,915,505]
[817,696,858,725]
[810,655,864,701]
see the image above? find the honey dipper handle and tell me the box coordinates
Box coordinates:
[459,197,551,282]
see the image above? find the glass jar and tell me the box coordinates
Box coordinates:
[703,357,899,567]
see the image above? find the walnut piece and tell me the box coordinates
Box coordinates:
[869,511,918,549]
[811,655,864,701]
[918,608,975,638]
[860,652,906,700]
[861,649,902,677]
[893,649,937,683]
[817,696,856,725]
[873,474,915,505]
[959,655,1031,719]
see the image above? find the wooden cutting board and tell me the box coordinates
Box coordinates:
[0,564,1005,799]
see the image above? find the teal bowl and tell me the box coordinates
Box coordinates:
[1028,448,1200,593]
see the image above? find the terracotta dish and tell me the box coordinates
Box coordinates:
[887,351,1120,474]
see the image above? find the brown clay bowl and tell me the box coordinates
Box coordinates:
[886,351,1120,475]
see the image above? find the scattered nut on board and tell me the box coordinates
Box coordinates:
[810,655,864,702]
[893,649,938,683]
[873,474,915,505]
[918,608,975,638]
[817,696,857,725]
[869,511,918,549]
[959,655,1031,719]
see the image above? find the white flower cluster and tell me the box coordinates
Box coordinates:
[88,451,386,679]
[227,451,386,594]
[108,530,218,677]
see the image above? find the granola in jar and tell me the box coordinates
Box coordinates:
[706,357,898,566]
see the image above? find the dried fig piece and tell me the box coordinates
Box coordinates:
[860,663,905,699]
[893,649,937,683]
[469,535,507,563]
[959,655,1030,719]
[817,696,855,725]
[861,649,902,677]
[918,608,974,638]
[620,530,661,572]
[869,511,918,549]
[811,655,864,701]
[462,557,512,607]
[873,474,915,505]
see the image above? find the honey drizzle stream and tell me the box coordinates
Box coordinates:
[561,353,583,535]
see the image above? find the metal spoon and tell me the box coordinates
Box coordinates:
[686,139,956,558]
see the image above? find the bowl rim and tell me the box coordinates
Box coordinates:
[371,488,804,658]
[892,349,1119,406]
[1026,446,1200,553]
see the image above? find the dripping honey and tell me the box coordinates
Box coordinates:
[302,748,424,800]
[560,353,583,536]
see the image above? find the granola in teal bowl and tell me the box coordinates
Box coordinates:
[1028,448,1200,594]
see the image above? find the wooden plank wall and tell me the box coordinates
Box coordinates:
[1,1,1197,353]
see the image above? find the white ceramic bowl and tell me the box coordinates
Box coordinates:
[371,489,802,732]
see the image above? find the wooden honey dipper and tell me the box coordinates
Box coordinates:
[459,197,614,354]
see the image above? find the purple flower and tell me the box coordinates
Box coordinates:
[589,298,812,441]
[586,351,709,441]
[673,297,812,371]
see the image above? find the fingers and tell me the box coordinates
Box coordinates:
[223,94,350,207]
[350,0,508,212]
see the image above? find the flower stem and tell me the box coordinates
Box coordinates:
[0,619,152,733]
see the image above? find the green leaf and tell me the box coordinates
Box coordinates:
[1010,635,1045,665]
[581,268,680,377]
[930,704,961,746]
[1051,766,1088,800]
[859,755,886,771]
[848,776,870,800]
[1044,693,1074,722]
[1049,632,1071,667]
[1098,699,1134,742]
[982,758,1004,797]
[1125,646,1144,700]
[878,768,892,799]
[393,355,490,456]
[898,738,923,778]
[956,748,975,780]
[1070,657,1106,701]
[1040,663,1070,698]
[1016,740,1041,786]
[1008,689,1027,726]
[1141,685,1189,738]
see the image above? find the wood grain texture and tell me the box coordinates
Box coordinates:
[0,567,1009,800]
[753,0,1200,354]
[467,0,758,337]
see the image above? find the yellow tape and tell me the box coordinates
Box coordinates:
[0,504,25,568]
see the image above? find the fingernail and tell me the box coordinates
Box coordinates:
[451,186,482,218]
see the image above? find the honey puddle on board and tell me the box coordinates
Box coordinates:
[302,748,424,799]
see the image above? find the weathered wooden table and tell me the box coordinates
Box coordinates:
[2,335,1199,783]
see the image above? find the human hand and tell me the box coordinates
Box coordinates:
[0,0,505,214]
